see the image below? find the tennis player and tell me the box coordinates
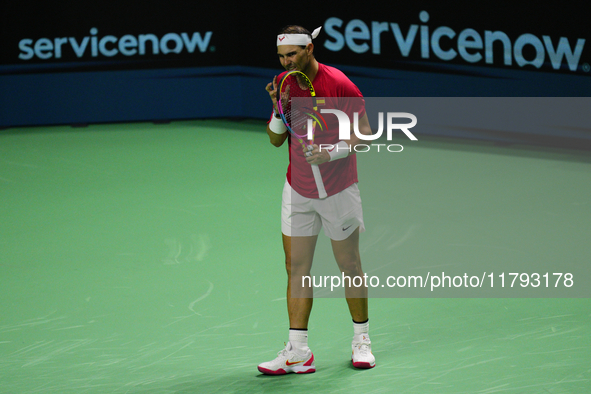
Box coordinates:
[258,25,375,375]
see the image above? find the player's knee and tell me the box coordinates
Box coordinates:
[338,259,363,277]
[286,260,312,277]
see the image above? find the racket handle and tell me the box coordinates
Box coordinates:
[311,164,327,199]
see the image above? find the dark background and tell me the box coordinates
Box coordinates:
[1,1,590,129]
[2,1,589,74]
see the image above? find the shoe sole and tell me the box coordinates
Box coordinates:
[258,366,316,375]
[352,360,375,369]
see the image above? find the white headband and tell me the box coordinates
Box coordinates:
[277,27,322,46]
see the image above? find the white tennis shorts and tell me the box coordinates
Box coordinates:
[281,180,365,241]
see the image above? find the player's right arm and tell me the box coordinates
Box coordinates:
[265,76,288,147]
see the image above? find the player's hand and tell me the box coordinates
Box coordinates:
[304,144,330,165]
[266,76,290,115]
[266,76,280,114]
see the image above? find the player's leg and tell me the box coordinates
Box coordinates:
[257,235,318,375]
[258,182,319,375]
[283,233,317,329]
[331,227,368,320]
[320,183,375,369]
[331,228,375,369]
[321,184,368,321]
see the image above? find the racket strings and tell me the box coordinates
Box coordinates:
[281,76,314,140]
[294,74,311,91]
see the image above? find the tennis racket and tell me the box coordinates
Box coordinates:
[276,70,327,199]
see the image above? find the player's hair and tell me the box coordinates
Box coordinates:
[278,25,312,50]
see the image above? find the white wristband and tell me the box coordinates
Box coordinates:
[328,141,350,161]
[269,114,287,135]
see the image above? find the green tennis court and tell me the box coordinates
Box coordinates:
[1,119,590,393]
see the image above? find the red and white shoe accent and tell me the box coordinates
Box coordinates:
[352,334,375,369]
[258,342,316,375]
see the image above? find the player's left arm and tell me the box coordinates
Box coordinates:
[306,112,371,165]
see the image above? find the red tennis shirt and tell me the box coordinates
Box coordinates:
[274,63,366,198]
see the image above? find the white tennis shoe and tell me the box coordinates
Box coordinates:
[352,334,375,369]
[258,341,316,375]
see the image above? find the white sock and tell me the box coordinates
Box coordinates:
[289,329,309,352]
[353,319,369,341]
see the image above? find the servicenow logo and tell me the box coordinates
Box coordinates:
[323,11,587,72]
[18,28,213,60]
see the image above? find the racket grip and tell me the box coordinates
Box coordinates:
[311,164,327,199]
